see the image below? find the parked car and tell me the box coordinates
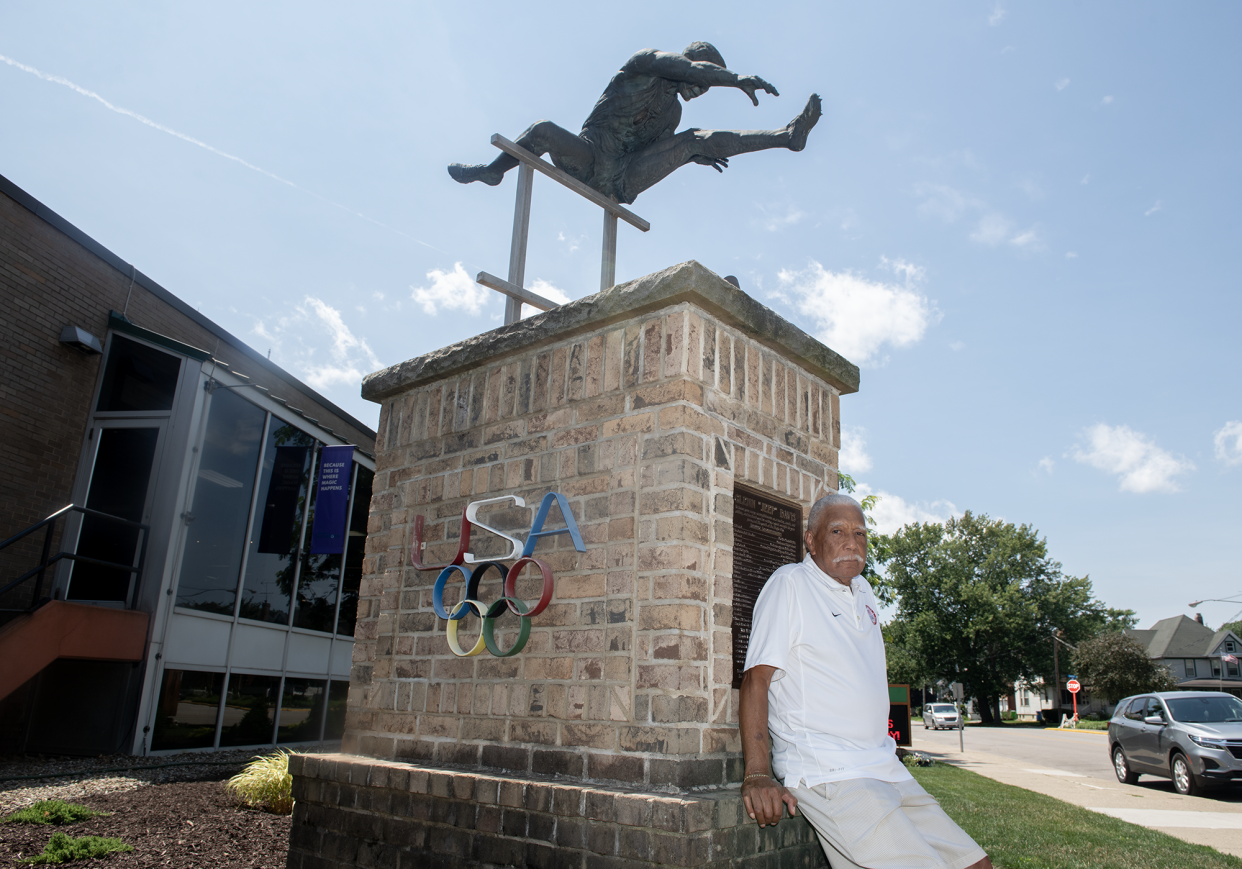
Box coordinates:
[1108,691,1242,795]
[922,703,961,730]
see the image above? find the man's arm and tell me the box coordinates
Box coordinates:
[739,665,798,826]
[626,50,779,105]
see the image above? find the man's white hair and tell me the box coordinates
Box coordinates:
[807,492,864,534]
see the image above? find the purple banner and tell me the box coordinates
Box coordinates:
[309,445,354,554]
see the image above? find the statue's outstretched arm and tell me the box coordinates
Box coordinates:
[627,50,779,105]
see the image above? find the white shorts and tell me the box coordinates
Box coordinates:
[789,777,986,869]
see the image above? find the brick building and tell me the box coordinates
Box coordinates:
[0,173,377,756]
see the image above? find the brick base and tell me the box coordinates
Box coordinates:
[288,753,828,869]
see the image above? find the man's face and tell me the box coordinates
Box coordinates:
[805,503,867,586]
[679,83,706,101]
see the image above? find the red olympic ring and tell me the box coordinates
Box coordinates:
[504,556,554,617]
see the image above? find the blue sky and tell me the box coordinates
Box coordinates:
[3,2,1239,629]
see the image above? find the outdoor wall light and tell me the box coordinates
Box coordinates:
[59,324,103,355]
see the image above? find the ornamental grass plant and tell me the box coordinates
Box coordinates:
[225,750,295,815]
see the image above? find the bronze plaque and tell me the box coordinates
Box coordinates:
[731,484,804,688]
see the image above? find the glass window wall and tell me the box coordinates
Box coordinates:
[324,680,349,740]
[175,389,266,614]
[238,425,316,624]
[219,673,282,747]
[97,335,182,413]
[335,467,373,638]
[151,669,225,751]
[277,678,327,743]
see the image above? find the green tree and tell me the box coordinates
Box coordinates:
[1072,632,1179,702]
[879,511,1120,724]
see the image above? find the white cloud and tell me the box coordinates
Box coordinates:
[1065,251,1078,259]
[970,214,1012,245]
[757,203,806,232]
[522,279,572,319]
[1081,174,1091,185]
[856,483,959,536]
[1055,78,1071,91]
[557,231,582,253]
[1010,228,1040,248]
[1037,457,1055,474]
[1145,201,1163,217]
[989,3,1007,26]
[1214,421,1242,467]
[840,425,873,474]
[776,260,937,365]
[1101,95,1114,106]
[949,340,966,352]
[253,296,383,391]
[410,262,490,315]
[915,183,976,223]
[1073,423,1195,493]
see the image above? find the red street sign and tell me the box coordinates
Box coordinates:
[1067,679,1081,693]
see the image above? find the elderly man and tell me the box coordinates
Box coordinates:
[740,493,992,869]
[448,41,821,205]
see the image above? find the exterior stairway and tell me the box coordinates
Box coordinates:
[0,601,149,701]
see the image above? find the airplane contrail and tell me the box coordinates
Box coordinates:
[0,53,444,253]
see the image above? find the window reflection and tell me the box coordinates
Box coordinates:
[219,673,281,747]
[277,678,326,743]
[323,680,349,740]
[335,466,373,637]
[239,424,315,625]
[97,335,181,412]
[175,390,265,614]
[151,669,224,751]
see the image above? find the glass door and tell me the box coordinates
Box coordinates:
[66,419,166,605]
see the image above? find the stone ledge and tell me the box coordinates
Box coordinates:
[288,753,828,869]
[360,261,859,402]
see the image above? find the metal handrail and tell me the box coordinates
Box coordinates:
[0,505,150,610]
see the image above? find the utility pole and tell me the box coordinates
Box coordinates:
[1052,630,1061,722]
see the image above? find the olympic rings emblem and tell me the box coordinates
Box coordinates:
[432,557,554,658]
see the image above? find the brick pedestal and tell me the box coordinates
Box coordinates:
[288,754,827,869]
[290,261,858,866]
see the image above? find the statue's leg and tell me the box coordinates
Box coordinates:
[449,121,593,186]
[620,94,822,200]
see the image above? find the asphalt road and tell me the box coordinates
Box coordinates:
[912,723,1118,781]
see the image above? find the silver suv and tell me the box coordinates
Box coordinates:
[1108,691,1242,795]
[922,703,961,730]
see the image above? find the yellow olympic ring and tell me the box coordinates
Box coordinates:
[445,599,488,657]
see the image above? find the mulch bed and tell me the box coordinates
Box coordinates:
[0,780,291,867]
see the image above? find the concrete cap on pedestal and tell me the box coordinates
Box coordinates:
[362,260,859,402]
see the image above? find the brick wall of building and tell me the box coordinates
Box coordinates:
[347,289,845,788]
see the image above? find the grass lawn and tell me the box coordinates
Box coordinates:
[910,763,1242,869]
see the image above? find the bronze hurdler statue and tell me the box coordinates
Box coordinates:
[449,42,821,205]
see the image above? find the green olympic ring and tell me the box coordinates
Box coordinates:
[445,595,532,658]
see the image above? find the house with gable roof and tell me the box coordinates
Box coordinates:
[1125,615,1242,696]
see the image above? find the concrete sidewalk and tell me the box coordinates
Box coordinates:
[912,729,1242,858]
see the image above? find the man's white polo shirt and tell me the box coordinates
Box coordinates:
[744,554,909,787]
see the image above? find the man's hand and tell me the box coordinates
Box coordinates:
[737,75,779,106]
[692,155,729,173]
[742,774,798,827]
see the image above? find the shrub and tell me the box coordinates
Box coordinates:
[2,801,105,826]
[20,832,132,864]
[226,750,294,815]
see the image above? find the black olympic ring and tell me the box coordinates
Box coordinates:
[432,558,553,658]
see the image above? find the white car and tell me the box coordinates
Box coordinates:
[923,703,961,730]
